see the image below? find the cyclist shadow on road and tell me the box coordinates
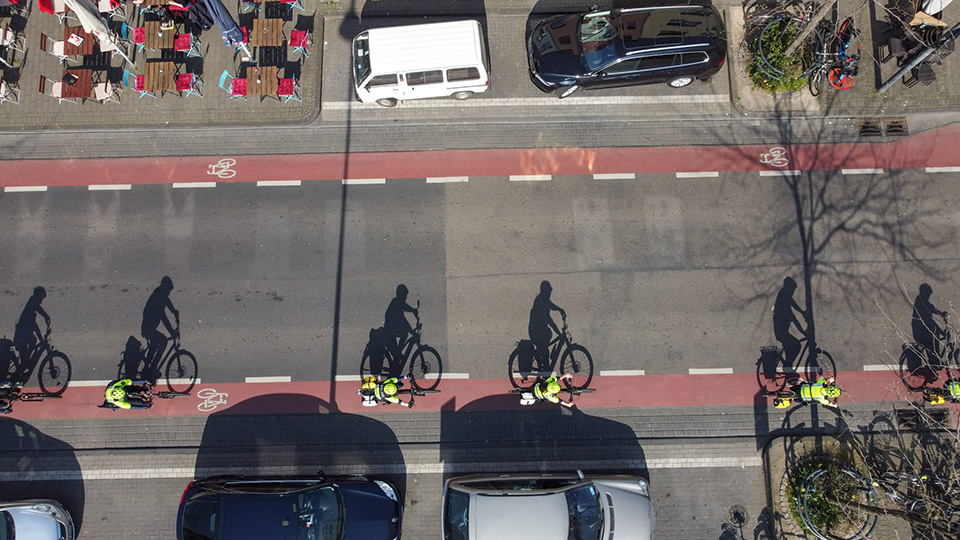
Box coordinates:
[0,419,84,535]
[194,394,407,497]
[439,395,648,479]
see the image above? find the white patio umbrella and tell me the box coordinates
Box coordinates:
[63,0,135,66]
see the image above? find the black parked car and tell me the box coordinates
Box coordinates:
[176,474,402,540]
[527,5,727,97]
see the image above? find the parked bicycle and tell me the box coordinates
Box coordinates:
[360,303,443,391]
[0,381,61,414]
[2,329,72,396]
[509,376,595,406]
[508,316,593,390]
[756,338,836,394]
[865,471,960,522]
[98,380,189,411]
[116,328,197,393]
[900,312,959,391]
[808,17,860,96]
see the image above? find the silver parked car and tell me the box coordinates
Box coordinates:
[442,471,654,540]
[0,499,75,540]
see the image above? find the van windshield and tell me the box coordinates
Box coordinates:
[353,33,371,85]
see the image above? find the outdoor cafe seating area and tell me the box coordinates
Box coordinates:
[0,0,312,106]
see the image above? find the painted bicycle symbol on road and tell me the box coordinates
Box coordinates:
[759,147,789,168]
[197,388,228,412]
[207,158,237,179]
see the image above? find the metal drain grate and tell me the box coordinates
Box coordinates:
[858,119,883,137]
[896,408,950,429]
[857,117,908,138]
[884,117,908,136]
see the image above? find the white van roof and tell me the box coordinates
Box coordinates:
[365,20,484,74]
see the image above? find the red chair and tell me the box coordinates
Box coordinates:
[277,77,300,103]
[176,73,202,97]
[174,33,201,57]
[289,30,311,57]
[230,77,247,100]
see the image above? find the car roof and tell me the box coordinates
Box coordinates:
[581,6,722,52]
[361,20,485,74]
[221,493,298,538]
[473,492,568,540]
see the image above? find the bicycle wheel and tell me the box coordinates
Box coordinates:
[409,346,442,391]
[508,347,539,390]
[756,348,789,393]
[38,352,71,396]
[805,349,836,381]
[560,344,593,390]
[165,350,198,393]
[828,67,855,90]
[900,346,935,391]
[809,65,826,96]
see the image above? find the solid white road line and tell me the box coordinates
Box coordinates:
[68,380,116,387]
[926,166,960,173]
[510,175,552,182]
[4,186,48,192]
[342,178,386,185]
[759,170,802,177]
[256,180,301,187]
[245,376,292,383]
[863,364,897,371]
[592,173,635,180]
[676,171,719,178]
[70,378,202,386]
[426,177,469,183]
[600,370,646,376]
[88,184,131,191]
[173,182,217,188]
[336,373,469,381]
[688,367,734,375]
[841,169,883,175]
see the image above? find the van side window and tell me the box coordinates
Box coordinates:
[406,70,444,86]
[446,67,480,82]
[679,52,708,65]
[366,74,398,88]
[637,54,678,70]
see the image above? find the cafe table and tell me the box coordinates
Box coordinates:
[251,18,284,47]
[144,20,175,50]
[246,65,278,99]
[143,60,177,95]
[60,67,93,100]
[63,27,95,56]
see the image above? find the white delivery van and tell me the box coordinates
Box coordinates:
[352,20,490,107]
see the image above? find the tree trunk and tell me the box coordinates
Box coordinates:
[785,1,837,57]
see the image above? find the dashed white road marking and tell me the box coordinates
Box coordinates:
[70,378,203,387]
[173,182,217,188]
[245,376,292,383]
[343,178,386,185]
[676,171,719,178]
[256,180,301,187]
[510,175,552,182]
[863,364,897,371]
[759,170,802,177]
[926,166,960,173]
[600,370,646,376]
[69,380,115,387]
[336,373,469,381]
[426,177,469,183]
[88,184,131,191]
[688,367,734,375]
[4,186,47,192]
[842,169,883,175]
[592,173,635,180]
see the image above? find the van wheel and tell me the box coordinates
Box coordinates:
[557,85,580,98]
[376,98,398,107]
[452,91,473,100]
[668,76,693,88]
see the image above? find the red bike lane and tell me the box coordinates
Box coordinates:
[5,369,946,421]
[3,124,960,187]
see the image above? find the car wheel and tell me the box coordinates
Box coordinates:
[452,91,473,100]
[557,85,581,98]
[376,98,398,107]
[668,76,693,88]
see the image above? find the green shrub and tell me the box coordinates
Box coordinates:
[748,19,808,93]
[787,459,859,534]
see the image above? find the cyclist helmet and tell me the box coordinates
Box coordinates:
[546,381,562,395]
[824,385,841,398]
[109,388,126,402]
[383,382,398,396]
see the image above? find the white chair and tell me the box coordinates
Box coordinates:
[39,75,78,104]
[98,0,126,19]
[52,0,76,24]
[1,25,25,54]
[94,81,121,103]
[0,80,20,105]
[40,33,70,64]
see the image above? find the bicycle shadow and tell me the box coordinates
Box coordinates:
[0,419,84,534]
[194,394,407,497]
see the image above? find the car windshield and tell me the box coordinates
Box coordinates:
[296,486,342,540]
[182,494,221,540]
[0,511,11,540]
[579,13,618,70]
[353,33,371,86]
[443,488,470,540]
[565,484,602,540]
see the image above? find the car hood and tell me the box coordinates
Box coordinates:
[597,483,654,539]
[529,16,587,79]
[340,483,400,540]
[8,507,61,540]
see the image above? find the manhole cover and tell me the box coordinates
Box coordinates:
[728,505,748,527]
